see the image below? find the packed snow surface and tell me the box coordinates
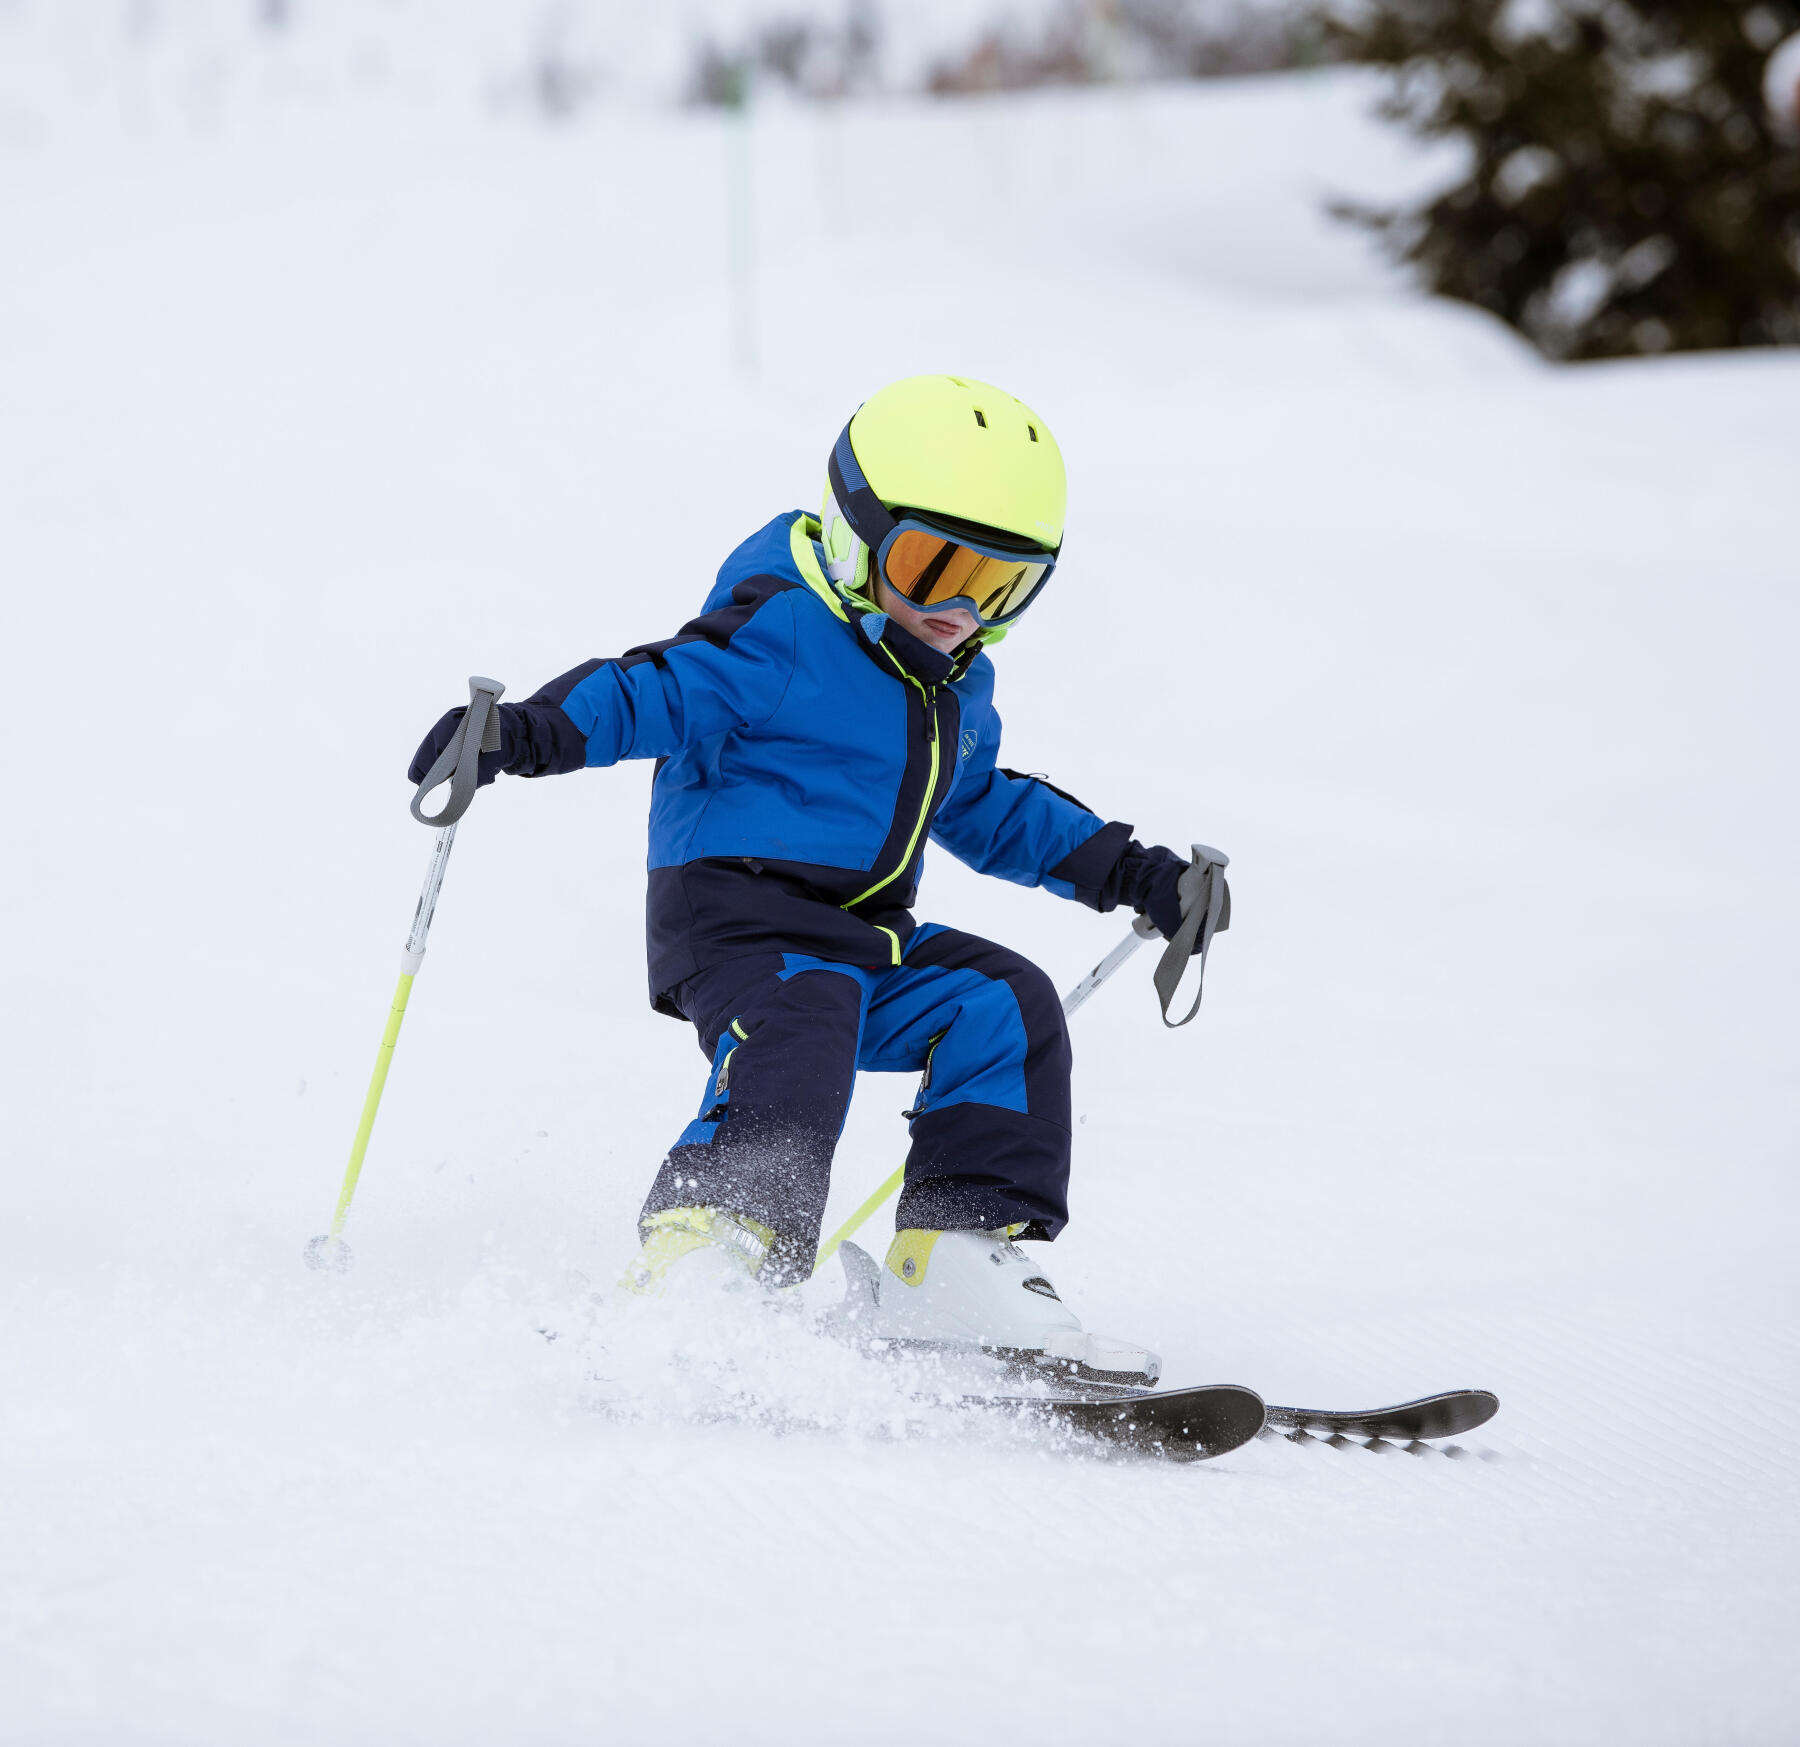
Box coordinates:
[4,68,1798,1747]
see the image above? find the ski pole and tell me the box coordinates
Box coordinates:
[305,675,505,1273]
[812,912,1160,1274]
[1150,842,1230,1029]
[1060,911,1158,1020]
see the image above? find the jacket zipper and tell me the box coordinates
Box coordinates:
[843,668,942,921]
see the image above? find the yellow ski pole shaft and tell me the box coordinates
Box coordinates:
[305,822,459,1272]
[814,1164,905,1272]
[811,914,1160,1275]
[306,674,505,1275]
[330,967,417,1239]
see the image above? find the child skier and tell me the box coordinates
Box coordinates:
[409,375,1224,1385]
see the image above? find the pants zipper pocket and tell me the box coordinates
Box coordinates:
[900,1028,948,1121]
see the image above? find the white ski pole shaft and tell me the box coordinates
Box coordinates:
[1060,912,1158,1019]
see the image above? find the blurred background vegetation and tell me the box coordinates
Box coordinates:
[1328,0,1800,359]
[7,0,1796,359]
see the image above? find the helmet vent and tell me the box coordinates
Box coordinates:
[972,408,987,428]
[1027,424,1038,441]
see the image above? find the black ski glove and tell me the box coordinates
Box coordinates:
[1121,843,1232,955]
[407,703,520,789]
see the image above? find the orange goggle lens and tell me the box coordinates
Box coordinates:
[881,526,1054,626]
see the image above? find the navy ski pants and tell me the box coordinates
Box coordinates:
[642,924,1073,1281]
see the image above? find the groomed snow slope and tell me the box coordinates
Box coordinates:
[4,72,1798,1746]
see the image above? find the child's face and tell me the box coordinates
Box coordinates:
[874,576,981,654]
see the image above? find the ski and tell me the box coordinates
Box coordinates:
[1262,1389,1499,1442]
[977,1383,1268,1461]
[971,1384,1497,1458]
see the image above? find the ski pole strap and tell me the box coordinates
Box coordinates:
[1151,842,1230,1029]
[409,675,506,827]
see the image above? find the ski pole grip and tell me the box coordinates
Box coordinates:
[1152,842,1230,1030]
[409,675,506,828]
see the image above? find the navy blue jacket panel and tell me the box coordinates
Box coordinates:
[494,511,1128,1009]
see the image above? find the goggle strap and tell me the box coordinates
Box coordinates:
[828,424,898,553]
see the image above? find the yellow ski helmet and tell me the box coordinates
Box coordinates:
[820,375,1066,633]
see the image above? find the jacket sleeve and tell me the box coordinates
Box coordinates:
[497,577,800,777]
[929,698,1139,904]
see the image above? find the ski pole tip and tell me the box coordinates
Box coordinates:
[303,1234,356,1275]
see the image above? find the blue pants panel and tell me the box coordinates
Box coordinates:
[641,925,1072,1280]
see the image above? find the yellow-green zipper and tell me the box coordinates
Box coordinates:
[843,661,942,938]
[711,1019,750,1096]
[901,1027,949,1120]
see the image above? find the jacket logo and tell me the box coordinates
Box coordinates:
[960,729,977,761]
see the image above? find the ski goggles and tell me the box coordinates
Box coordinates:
[877,517,1056,627]
[828,425,1059,628]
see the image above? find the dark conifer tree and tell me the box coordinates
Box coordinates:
[1333,1,1800,358]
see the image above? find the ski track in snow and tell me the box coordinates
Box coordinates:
[3,58,1798,1747]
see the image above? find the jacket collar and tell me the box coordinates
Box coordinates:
[847,605,963,685]
[790,510,977,686]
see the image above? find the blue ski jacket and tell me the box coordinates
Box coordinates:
[473,511,1151,1014]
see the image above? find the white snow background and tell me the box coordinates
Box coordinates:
[4,31,1799,1747]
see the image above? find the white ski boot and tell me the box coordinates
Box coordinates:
[827,1228,1160,1389]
